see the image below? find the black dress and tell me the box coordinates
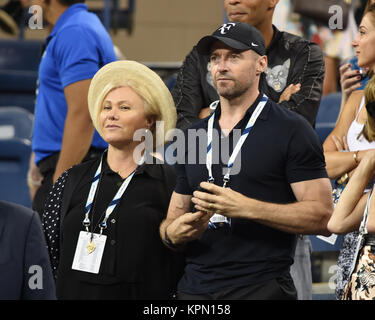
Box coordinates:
[42,154,184,300]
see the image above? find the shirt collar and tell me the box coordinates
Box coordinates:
[213,92,270,125]
[266,25,282,54]
[47,3,88,44]
[102,152,165,181]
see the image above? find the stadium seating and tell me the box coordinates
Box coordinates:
[0,138,31,207]
[315,92,342,143]
[0,106,33,207]
[0,106,33,140]
[0,39,44,113]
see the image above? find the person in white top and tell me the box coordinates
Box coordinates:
[323,89,375,182]
[325,3,375,299]
[324,91,375,299]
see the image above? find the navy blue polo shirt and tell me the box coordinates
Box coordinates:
[174,93,328,294]
[32,4,117,164]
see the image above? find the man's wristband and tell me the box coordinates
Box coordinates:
[164,227,183,250]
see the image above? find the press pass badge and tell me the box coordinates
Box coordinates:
[72,231,107,274]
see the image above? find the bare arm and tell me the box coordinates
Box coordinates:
[27,152,43,201]
[328,150,375,234]
[192,179,333,236]
[323,90,364,178]
[53,79,94,183]
[160,192,213,248]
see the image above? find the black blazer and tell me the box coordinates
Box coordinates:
[0,201,56,299]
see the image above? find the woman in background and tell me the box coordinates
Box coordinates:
[326,3,375,299]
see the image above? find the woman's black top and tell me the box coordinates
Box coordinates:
[42,154,184,300]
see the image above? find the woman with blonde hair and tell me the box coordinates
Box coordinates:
[327,3,375,300]
[42,60,184,299]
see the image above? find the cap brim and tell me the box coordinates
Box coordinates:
[196,35,250,55]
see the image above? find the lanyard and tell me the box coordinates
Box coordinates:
[206,94,268,187]
[83,152,145,235]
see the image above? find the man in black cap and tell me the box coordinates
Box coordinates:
[171,0,325,300]
[172,0,324,129]
[160,22,333,300]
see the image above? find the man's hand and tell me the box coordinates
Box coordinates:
[191,179,332,236]
[166,210,214,245]
[279,83,301,103]
[191,182,249,219]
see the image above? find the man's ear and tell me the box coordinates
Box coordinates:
[268,0,279,10]
[256,55,268,75]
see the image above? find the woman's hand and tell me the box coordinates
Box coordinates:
[331,134,349,152]
[339,63,366,104]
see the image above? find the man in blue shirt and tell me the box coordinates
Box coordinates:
[28,0,117,215]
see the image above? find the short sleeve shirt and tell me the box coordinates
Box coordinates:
[173,93,328,294]
[32,4,117,164]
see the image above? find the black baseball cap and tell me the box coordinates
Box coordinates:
[196,22,266,56]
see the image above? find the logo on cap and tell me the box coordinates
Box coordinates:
[218,23,236,35]
[251,42,259,47]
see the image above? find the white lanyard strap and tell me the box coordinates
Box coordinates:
[83,152,145,233]
[83,159,103,229]
[206,94,268,187]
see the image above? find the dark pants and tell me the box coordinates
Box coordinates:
[177,273,297,300]
[32,148,104,218]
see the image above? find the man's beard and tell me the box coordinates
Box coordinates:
[215,78,251,100]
